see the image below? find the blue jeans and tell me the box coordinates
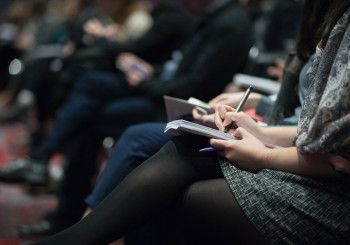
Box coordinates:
[33,71,156,160]
[85,122,169,208]
[34,71,156,223]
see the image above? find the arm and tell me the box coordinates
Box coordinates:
[214,105,296,147]
[210,127,337,178]
[104,7,192,64]
[141,23,253,100]
[262,147,336,178]
[208,92,263,110]
[260,126,297,147]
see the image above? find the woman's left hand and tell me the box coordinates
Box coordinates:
[192,108,216,128]
[210,127,269,172]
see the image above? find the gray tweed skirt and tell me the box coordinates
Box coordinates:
[220,160,350,244]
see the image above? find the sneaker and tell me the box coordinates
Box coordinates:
[0,157,47,185]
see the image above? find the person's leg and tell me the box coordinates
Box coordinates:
[17,123,103,237]
[35,135,222,245]
[32,71,132,161]
[86,122,169,208]
[97,97,157,136]
[56,126,103,225]
[178,179,267,244]
[0,71,131,184]
[18,105,159,236]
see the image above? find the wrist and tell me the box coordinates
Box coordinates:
[255,124,268,143]
[257,147,274,170]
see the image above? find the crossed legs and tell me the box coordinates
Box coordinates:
[36,136,266,245]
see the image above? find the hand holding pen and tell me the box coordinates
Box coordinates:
[200,86,253,153]
[224,86,252,133]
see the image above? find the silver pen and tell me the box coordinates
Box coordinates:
[224,85,253,133]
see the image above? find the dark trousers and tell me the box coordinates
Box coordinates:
[85,123,169,208]
[32,71,156,223]
[85,123,171,245]
[33,71,156,160]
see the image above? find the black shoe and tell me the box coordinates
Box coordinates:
[0,104,28,123]
[0,157,47,185]
[17,215,67,238]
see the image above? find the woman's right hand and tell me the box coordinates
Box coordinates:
[214,105,265,141]
[208,92,261,109]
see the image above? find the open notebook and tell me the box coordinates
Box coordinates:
[165,120,279,148]
[163,95,213,121]
[164,120,236,140]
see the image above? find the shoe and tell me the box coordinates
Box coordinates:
[17,213,67,238]
[0,104,28,123]
[0,157,47,185]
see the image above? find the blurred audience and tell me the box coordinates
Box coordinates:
[0,0,192,152]
[1,0,253,238]
[0,0,311,243]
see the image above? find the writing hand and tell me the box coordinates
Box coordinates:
[214,105,264,140]
[210,127,269,172]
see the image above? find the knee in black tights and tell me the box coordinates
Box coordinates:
[177,179,267,245]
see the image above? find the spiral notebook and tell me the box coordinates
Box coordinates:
[164,119,236,140]
[165,120,280,149]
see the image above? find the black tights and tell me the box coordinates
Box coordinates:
[35,136,266,245]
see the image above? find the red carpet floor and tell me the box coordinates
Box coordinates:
[0,123,123,245]
[0,123,57,245]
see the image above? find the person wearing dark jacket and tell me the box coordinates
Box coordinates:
[33,0,350,243]
[6,0,193,131]
[0,0,254,237]
[101,0,194,66]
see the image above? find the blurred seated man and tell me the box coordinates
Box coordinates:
[8,0,254,237]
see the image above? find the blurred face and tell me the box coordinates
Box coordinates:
[182,0,214,15]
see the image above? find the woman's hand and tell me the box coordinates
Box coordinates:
[208,92,261,109]
[214,105,265,141]
[210,127,269,172]
[192,108,216,128]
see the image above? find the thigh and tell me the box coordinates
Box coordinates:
[74,71,131,99]
[85,123,170,208]
[110,123,170,160]
[178,179,268,245]
[98,97,156,136]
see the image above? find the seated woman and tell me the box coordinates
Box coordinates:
[84,51,304,211]
[35,0,350,244]
[84,17,306,212]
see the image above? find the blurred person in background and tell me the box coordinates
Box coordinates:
[34,0,350,243]
[1,0,253,239]
[0,0,191,147]
[7,0,194,238]
[0,0,47,94]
